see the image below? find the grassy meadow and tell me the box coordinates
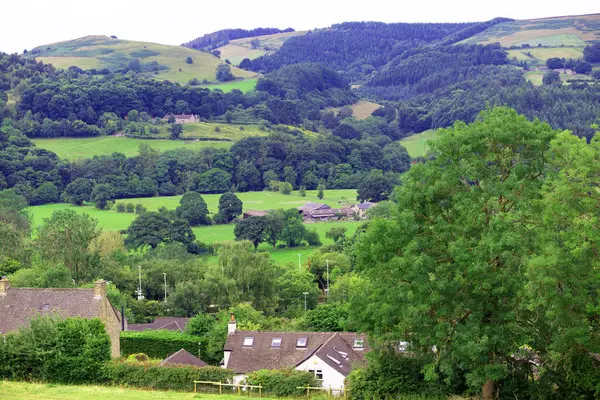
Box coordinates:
[326,100,381,120]
[399,129,440,158]
[216,31,308,66]
[506,47,584,67]
[200,78,258,93]
[28,35,255,85]
[33,136,232,159]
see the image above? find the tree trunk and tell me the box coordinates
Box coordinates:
[482,378,495,400]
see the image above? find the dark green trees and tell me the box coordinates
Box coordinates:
[216,64,235,82]
[216,192,243,223]
[356,169,395,202]
[175,192,210,226]
[65,178,93,205]
[125,211,195,249]
[234,216,266,249]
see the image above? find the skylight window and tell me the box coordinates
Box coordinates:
[243,336,254,347]
[353,338,364,349]
[296,337,308,348]
[271,337,282,347]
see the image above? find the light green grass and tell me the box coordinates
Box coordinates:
[216,31,308,66]
[200,78,258,93]
[29,35,255,85]
[158,122,268,141]
[115,190,357,215]
[0,381,277,400]
[399,129,440,158]
[515,34,586,47]
[27,203,136,232]
[33,136,232,159]
[507,47,584,67]
[524,70,592,86]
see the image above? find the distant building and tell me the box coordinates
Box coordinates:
[242,210,269,219]
[163,114,200,124]
[159,348,209,367]
[222,315,368,392]
[128,317,190,332]
[0,278,124,357]
[350,202,376,219]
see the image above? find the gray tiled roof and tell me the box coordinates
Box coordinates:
[159,348,208,367]
[128,317,189,332]
[224,331,367,375]
[0,288,103,334]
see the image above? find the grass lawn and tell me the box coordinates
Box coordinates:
[0,381,277,400]
[33,136,232,159]
[200,78,258,93]
[399,129,440,158]
[27,203,137,232]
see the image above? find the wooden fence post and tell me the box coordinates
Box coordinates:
[219,381,222,394]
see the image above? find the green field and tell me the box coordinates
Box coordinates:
[524,70,593,86]
[200,78,258,93]
[27,35,255,85]
[399,129,440,158]
[156,122,269,141]
[506,47,584,67]
[33,136,232,159]
[0,381,276,400]
[462,14,600,47]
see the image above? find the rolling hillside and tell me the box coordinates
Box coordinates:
[215,30,308,65]
[26,35,257,84]
[462,13,600,47]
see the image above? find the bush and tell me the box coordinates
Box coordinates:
[244,369,319,397]
[117,203,126,213]
[135,204,147,214]
[279,182,293,195]
[103,361,233,391]
[126,353,150,363]
[120,330,206,360]
[304,229,322,246]
[125,203,135,213]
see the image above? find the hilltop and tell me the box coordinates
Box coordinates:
[26,35,256,84]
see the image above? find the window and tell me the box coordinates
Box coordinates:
[353,338,364,349]
[296,337,308,348]
[309,370,323,380]
[243,336,254,347]
[271,337,282,347]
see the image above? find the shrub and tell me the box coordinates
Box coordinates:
[103,361,233,391]
[116,203,126,213]
[304,229,322,246]
[279,182,293,195]
[135,204,147,214]
[126,353,150,363]
[244,369,319,396]
[120,330,206,360]
[214,126,221,133]
[125,203,135,213]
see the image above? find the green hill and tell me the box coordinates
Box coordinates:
[216,30,308,65]
[462,13,600,47]
[27,35,257,84]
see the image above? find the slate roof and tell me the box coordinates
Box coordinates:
[224,331,368,375]
[308,209,341,218]
[298,202,331,213]
[128,317,189,332]
[356,202,375,210]
[159,348,209,367]
[0,287,111,334]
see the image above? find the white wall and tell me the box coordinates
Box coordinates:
[296,354,346,392]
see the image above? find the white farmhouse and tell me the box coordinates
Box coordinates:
[222,315,367,394]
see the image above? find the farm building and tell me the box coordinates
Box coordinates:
[0,278,124,357]
[159,348,209,367]
[242,210,269,219]
[128,317,189,332]
[350,202,376,218]
[163,114,200,124]
[222,315,368,393]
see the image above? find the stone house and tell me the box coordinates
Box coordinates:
[350,202,376,219]
[0,278,124,357]
[222,315,368,393]
[163,114,200,124]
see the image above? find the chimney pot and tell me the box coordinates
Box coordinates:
[0,277,9,296]
[94,279,107,299]
[228,313,236,335]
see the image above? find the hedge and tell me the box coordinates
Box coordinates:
[120,330,206,359]
[244,369,319,397]
[103,361,234,391]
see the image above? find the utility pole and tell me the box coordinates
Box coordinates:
[137,266,144,300]
[163,272,167,303]
[326,259,330,300]
[303,292,309,312]
[298,253,302,272]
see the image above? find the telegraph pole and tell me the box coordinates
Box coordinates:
[326,259,330,300]
[298,253,302,272]
[303,292,309,312]
[163,272,167,303]
[137,266,144,300]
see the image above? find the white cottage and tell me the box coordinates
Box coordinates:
[222,315,367,393]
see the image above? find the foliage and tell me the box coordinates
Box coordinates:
[302,302,349,332]
[357,169,396,202]
[542,70,561,86]
[176,191,211,226]
[0,316,110,384]
[125,211,195,250]
[278,181,292,195]
[119,330,206,360]
[234,216,267,248]
[103,361,234,391]
[216,192,243,222]
[326,226,347,242]
[65,178,93,205]
[244,369,319,397]
[216,64,235,82]
[583,42,600,62]
[183,27,292,51]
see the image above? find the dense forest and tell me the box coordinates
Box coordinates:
[182,27,295,51]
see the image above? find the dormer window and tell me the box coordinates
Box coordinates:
[271,337,282,347]
[296,337,308,348]
[353,338,364,349]
[243,336,254,347]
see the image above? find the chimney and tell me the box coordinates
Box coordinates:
[94,279,107,299]
[0,277,8,296]
[228,312,236,335]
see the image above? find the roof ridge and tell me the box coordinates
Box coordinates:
[293,332,339,369]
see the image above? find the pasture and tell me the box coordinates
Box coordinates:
[398,129,440,158]
[216,30,308,66]
[506,47,584,67]
[200,78,258,93]
[33,136,232,159]
[28,35,255,85]
[0,381,276,400]
[326,100,381,120]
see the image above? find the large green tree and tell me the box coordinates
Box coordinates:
[234,216,266,249]
[125,211,195,250]
[65,178,93,206]
[217,192,243,222]
[352,107,558,398]
[175,191,211,226]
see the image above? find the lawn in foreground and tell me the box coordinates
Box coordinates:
[398,129,440,158]
[0,381,276,400]
[33,136,232,159]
